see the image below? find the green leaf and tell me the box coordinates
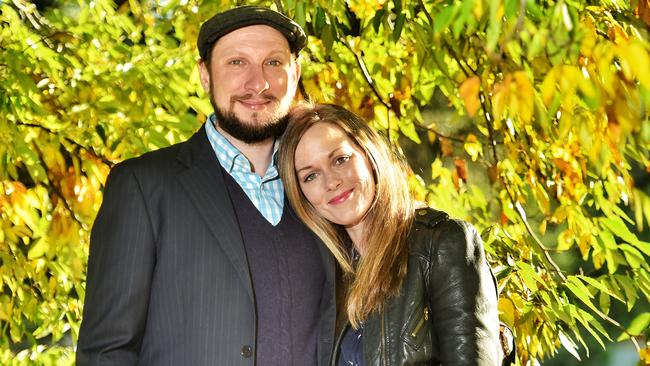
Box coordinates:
[294,2,306,28]
[599,291,610,316]
[398,121,421,144]
[393,13,406,42]
[315,6,326,34]
[559,331,581,361]
[566,276,600,315]
[573,307,608,349]
[394,0,403,14]
[602,217,638,245]
[321,24,335,55]
[486,0,502,51]
[372,9,386,33]
[617,312,650,341]
[627,312,650,336]
[504,0,519,20]
[576,275,623,302]
[517,262,544,291]
[615,275,638,311]
[620,244,646,269]
[433,5,455,34]
[453,0,474,37]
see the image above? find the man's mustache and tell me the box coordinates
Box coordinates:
[231,93,278,103]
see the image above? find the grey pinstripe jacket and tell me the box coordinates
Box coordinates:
[76,126,337,366]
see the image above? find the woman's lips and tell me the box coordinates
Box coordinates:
[328,189,353,205]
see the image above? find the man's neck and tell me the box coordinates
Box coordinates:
[217,126,275,178]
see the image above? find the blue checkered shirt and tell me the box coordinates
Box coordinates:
[205,114,284,225]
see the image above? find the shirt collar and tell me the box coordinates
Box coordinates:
[205,113,280,175]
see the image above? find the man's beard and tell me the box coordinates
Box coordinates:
[210,91,289,144]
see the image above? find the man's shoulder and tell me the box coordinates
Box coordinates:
[108,136,199,183]
[114,126,207,172]
[116,142,182,170]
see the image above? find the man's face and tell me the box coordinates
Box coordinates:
[198,24,301,143]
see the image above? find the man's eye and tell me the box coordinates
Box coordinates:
[229,59,243,65]
[335,156,350,165]
[266,60,282,66]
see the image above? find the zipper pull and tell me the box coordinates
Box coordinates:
[411,307,429,337]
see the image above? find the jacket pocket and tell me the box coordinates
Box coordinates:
[400,305,431,350]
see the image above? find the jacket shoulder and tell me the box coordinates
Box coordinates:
[117,141,186,171]
[410,207,481,258]
[414,207,449,228]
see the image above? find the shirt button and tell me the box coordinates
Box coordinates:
[241,345,253,358]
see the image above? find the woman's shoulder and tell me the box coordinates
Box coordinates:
[410,207,482,259]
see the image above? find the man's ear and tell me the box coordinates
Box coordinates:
[198,60,211,93]
[293,60,302,88]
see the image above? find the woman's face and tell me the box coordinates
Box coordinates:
[294,122,376,231]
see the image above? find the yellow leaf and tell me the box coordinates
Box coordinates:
[463,134,483,161]
[27,237,48,259]
[492,75,512,121]
[459,76,481,117]
[514,72,534,122]
[541,68,557,106]
[579,19,597,57]
[498,297,516,326]
[625,42,650,88]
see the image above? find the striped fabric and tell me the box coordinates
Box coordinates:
[205,114,284,225]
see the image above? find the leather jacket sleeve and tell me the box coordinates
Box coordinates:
[426,218,501,365]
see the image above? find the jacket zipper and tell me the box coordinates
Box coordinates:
[380,308,387,366]
[410,307,429,337]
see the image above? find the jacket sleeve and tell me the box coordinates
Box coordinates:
[427,219,501,366]
[76,163,156,365]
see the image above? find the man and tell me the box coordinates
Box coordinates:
[76,6,336,366]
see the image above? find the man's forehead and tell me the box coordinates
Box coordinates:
[211,25,292,55]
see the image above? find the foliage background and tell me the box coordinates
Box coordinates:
[1,0,649,365]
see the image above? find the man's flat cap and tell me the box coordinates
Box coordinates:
[197,6,307,60]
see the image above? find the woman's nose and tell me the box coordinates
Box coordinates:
[325,174,342,190]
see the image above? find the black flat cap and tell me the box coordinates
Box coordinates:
[197,6,307,61]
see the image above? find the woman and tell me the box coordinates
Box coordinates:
[278,104,502,366]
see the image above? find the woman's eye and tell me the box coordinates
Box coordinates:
[303,173,317,182]
[335,156,350,165]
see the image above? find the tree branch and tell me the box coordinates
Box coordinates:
[31,142,87,230]
[15,121,114,168]
[339,38,391,110]
[412,122,466,143]
[416,0,434,29]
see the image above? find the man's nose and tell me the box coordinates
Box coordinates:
[244,65,270,95]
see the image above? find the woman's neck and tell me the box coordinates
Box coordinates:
[345,222,367,256]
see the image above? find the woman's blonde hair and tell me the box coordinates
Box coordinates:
[278,103,414,328]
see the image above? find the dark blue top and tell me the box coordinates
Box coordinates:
[338,325,364,366]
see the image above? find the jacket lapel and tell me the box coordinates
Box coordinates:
[175,126,254,301]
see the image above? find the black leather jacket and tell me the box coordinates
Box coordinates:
[333,208,501,365]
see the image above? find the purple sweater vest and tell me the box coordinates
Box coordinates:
[222,169,325,366]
